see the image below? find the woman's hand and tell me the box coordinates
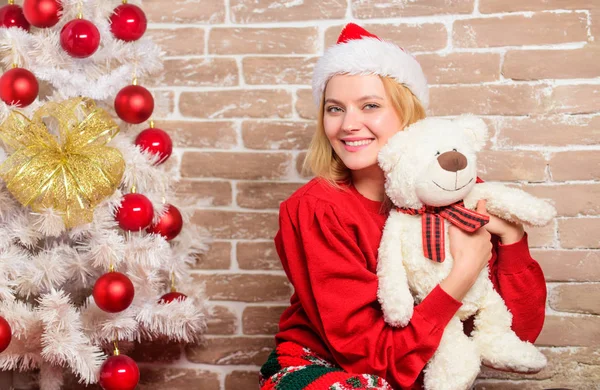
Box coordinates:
[440,204,493,301]
[476,200,525,245]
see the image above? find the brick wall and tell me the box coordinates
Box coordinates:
[116,0,600,389]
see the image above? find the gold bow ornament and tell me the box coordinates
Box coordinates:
[0,97,125,227]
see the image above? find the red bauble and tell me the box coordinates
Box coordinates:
[135,128,173,164]
[0,4,30,31]
[115,193,154,231]
[0,68,39,107]
[159,291,187,304]
[22,0,61,28]
[147,204,183,241]
[114,85,154,124]
[0,316,11,353]
[93,272,135,313]
[99,354,139,390]
[110,4,147,42]
[60,18,100,58]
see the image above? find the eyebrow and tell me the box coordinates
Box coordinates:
[324,95,384,105]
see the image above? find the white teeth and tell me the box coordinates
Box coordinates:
[345,139,373,146]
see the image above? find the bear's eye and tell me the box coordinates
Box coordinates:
[435,151,440,156]
[452,148,457,152]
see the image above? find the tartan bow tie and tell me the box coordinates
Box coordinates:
[396,201,489,263]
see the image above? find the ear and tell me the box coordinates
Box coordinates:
[454,114,488,152]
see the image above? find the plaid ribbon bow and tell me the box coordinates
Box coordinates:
[396,201,489,263]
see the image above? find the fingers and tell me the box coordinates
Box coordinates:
[476,199,487,214]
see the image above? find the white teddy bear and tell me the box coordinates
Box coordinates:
[376,115,554,390]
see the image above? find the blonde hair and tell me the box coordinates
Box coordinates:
[303,76,427,184]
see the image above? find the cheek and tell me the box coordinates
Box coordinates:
[323,116,341,140]
[368,111,402,142]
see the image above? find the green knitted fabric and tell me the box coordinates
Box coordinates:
[260,349,281,379]
[276,365,341,390]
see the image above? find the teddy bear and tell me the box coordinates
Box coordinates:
[376,114,554,390]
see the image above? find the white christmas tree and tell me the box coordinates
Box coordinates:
[0,0,210,389]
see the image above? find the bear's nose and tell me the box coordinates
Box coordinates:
[437,151,467,172]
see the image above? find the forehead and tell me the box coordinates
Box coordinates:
[324,74,387,100]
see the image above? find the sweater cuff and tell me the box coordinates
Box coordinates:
[496,232,534,275]
[415,285,462,330]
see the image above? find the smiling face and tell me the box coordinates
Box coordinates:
[323,74,403,173]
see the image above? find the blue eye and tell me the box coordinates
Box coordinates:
[364,103,380,110]
[326,106,342,113]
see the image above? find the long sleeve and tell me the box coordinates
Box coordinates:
[488,233,547,343]
[276,197,462,389]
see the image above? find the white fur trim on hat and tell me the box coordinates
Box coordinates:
[312,37,429,109]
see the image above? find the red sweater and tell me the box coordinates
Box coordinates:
[275,178,547,390]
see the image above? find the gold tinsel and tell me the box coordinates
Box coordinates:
[0,98,125,228]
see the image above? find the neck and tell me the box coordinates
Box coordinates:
[351,165,386,202]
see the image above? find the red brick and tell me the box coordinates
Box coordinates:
[479,0,600,13]
[527,224,555,248]
[550,283,600,315]
[209,27,319,55]
[237,181,303,209]
[237,241,282,270]
[559,218,600,248]
[181,152,292,180]
[325,23,448,52]
[242,120,315,150]
[230,0,346,23]
[536,315,600,346]
[128,339,181,363]
[243,306,286,335]
[243,57,317,85]
[138,368,220,389]
[478,151,547,182]
[533,250,600,282]
[144,0,224,23]
[548,84,600,114]
[193,241,231,270]
[417,53,501,85]
[429,84,548,116]
[296,89,316,120]
[191,210,278,240]
[146,28,205,56]
[149,90,175,119]
[186,336,274,365]
[180,90,292,119]
[193,274,291,302]
[352,0,474,18]
[174,180,232,207]
[226,371,259,390]
[453,13,587,48]
[521,184,600,216]
[158,120,237,149]
[205,305,237,335]
[550,151,600,181]
[494,116,600,147]
[504,47,600,81]
[148,58,238,87]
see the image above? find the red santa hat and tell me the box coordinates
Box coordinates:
[312,23,429,109]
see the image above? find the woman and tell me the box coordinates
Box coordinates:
[259,23,546,390]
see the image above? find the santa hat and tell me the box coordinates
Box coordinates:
[312,23,429,109]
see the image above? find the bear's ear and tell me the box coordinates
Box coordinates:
[378,139,400,174]
[454,114,489,152]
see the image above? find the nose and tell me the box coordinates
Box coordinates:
[341,108,361,132]
[437,151,467,172]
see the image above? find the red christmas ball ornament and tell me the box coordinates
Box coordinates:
[22,0,61,28]
[110,3,147,42]
[159,291,187,304]
[135,127,172,164]
[115,193,154,231]
[0,68,39,107]
[93,272,135,313]
[99,354,139,390]
[60,18,100,58]
[146,204,183,241]
[0,4,30,31]
[114,85,154,124]
[0,316,11,353]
